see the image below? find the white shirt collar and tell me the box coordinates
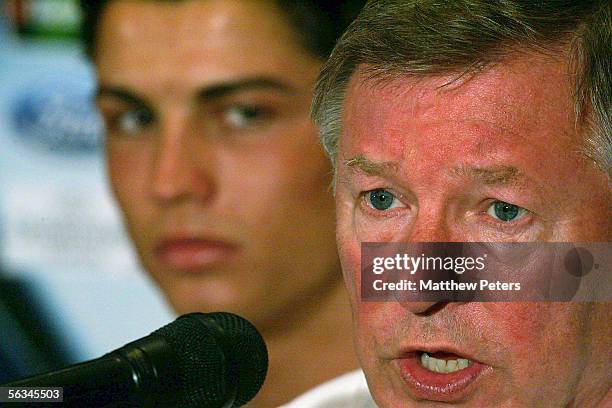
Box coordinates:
[280,370,377,408]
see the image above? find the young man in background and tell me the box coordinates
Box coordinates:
[81,1,367,406]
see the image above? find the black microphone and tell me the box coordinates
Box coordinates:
[2,312,268,407]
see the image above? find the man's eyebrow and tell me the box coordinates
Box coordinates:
[196,77,297,101]
[95,77,295,106]
[344,154,399,177]
[453,165,525,185]
[96,86,147,108]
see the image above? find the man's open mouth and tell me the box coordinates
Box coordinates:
[420,351,472,374]
[396,349,489,401]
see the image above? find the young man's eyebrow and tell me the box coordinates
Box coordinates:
[343,154,399,177]
[95,77,295,106]
[95,86,148,108]
[196,77,297,101]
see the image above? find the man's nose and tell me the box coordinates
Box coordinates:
[149,118,215,204]
[400,211,452,315]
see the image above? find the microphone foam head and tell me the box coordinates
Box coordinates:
[200,312,269,406]
[154,312,268,407]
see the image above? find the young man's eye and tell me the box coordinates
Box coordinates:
[114,108,154,135]
[223,105,269,129]
[487,201,527,222]
[365,189,403,211]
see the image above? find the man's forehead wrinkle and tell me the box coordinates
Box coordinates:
[357,72,506,134]
[356,63,471,95]
[349,69,433,124]
[344,154,400,177]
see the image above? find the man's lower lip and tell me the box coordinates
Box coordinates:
[155,241,238,272]
[395,352,488,402]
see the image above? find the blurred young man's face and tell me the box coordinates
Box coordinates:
[335,55,611,406]
[94,0,340,329]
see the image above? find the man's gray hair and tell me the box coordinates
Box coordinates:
[312,0,611,177]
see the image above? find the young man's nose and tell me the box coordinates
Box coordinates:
[149,118,216,204]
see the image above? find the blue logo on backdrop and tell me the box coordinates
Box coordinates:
[11,73,103,154]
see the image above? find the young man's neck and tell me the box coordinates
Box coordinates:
[248,279,358,407]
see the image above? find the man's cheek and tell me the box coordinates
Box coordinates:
[338,235,362,304]
[483,303,583,369]
[485,303,551,345]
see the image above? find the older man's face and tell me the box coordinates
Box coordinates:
[335,55,611,406]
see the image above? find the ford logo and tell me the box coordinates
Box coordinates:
[11,74,104,154]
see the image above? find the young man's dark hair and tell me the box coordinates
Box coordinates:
[80,0,364,60]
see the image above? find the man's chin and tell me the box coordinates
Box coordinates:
[159,280,244,313]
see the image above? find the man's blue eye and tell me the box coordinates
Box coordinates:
[367,189,397,211]
[488,201,526,222]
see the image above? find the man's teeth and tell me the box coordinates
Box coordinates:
[420,352,471,373]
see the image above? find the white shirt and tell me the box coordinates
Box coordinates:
[280,370,377,408]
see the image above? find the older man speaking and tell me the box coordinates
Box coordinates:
[312,0,611,406]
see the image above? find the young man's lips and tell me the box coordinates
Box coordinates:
[395,350,489,402]
[154,238,239,271]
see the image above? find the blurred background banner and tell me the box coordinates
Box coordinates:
[5,0,81,39]
[1,0,174,381]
